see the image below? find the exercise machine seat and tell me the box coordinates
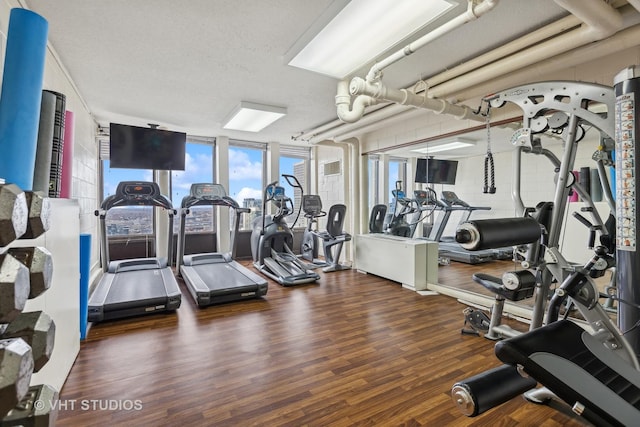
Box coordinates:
[313,204,352,272]
[495,320,640,426]
[369,204,387,233]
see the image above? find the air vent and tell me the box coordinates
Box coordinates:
[323,160,341,176]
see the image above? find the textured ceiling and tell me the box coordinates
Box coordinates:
[23,0,569,148]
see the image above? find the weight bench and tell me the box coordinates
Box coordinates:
[454,319,640,426]
[495,319,640,426]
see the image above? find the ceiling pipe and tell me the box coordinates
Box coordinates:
[337,0,498,125]
[309,0,629,143]
[331,19,640,144]
[296,4,577,142]
[335,80,378,123]
[365,0,499,83]
[429,0,624,97]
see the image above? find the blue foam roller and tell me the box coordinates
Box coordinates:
[0,9,49,190]
[79,233,92,340]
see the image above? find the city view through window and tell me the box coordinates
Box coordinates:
[103,143,306,236]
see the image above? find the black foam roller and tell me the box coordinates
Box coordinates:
[452,364,537,416]
[579,167,591,201]
[456,217,542,251]
[590,169,603,202]
[32,91,56,193]
[46,90,66,197]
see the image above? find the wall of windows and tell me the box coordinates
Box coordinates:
[100,136,310,254]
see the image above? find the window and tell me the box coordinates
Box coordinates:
[170,140,215,234]
[389,158,407,212]
[102,160,154,236]
[228,143,265,230]
[280,149,310,228]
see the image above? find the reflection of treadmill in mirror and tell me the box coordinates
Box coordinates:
[428,191,497,264]
[88,181,182,322]
[177,183,268,307]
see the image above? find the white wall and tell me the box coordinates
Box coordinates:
[0,1,100,272]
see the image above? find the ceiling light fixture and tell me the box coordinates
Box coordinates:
[222,102,287,132]
[288,0,457,79]
[411,139,475,154]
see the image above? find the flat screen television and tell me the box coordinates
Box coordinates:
[415,158,458,185]
[109,123,186,170]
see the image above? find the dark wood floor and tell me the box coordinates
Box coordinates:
[57,259,586,426]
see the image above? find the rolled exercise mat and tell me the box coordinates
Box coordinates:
[47,91,66,197]
[590,168,603,202]
[0,9,48,189]
[456,217,542,251]
[33,91,57,193]
[60,110,74,198]
[579,166,591,201]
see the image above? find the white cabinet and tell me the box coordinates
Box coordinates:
[354,234,438,291]
[12,198,80,391]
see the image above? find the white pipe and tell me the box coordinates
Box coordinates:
[555,0,623,38]
[430,0,624,98]
[296,5,577,142]
[365,0,499,82]
[328,0,627,139]
[426,14,581,88]
[336,80,378,123]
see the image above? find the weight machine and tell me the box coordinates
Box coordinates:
[452,70,640,425]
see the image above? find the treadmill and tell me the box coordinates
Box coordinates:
[426,191,498,264]
[88,181,182,322]
[177,183,268,307]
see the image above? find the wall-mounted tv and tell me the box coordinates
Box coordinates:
[109,123,186,170]
[415,158,458,185]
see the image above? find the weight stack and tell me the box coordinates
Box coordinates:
[46,91,66,198]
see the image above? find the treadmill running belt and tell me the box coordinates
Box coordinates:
[189,263,260,292]
[104,269,169,310]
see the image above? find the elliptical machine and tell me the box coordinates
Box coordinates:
[300,194,352,272]
[250,174,320,286]
[384,181,417,237]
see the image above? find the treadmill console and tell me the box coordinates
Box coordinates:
[190,183,226,199]
[441,191,469,207]
[119,182,158,199]
[414,190,434,205]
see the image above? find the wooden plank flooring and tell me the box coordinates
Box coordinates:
[56,259,586,426]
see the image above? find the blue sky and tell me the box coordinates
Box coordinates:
[104,143,302,208]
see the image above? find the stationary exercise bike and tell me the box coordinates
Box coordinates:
[299,194,352,272]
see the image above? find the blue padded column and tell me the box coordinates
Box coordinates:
[0,8,48,189]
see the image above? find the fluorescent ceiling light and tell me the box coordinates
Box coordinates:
[222,102,287,132]
[411,139,475,154]
[288,0,457,79]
